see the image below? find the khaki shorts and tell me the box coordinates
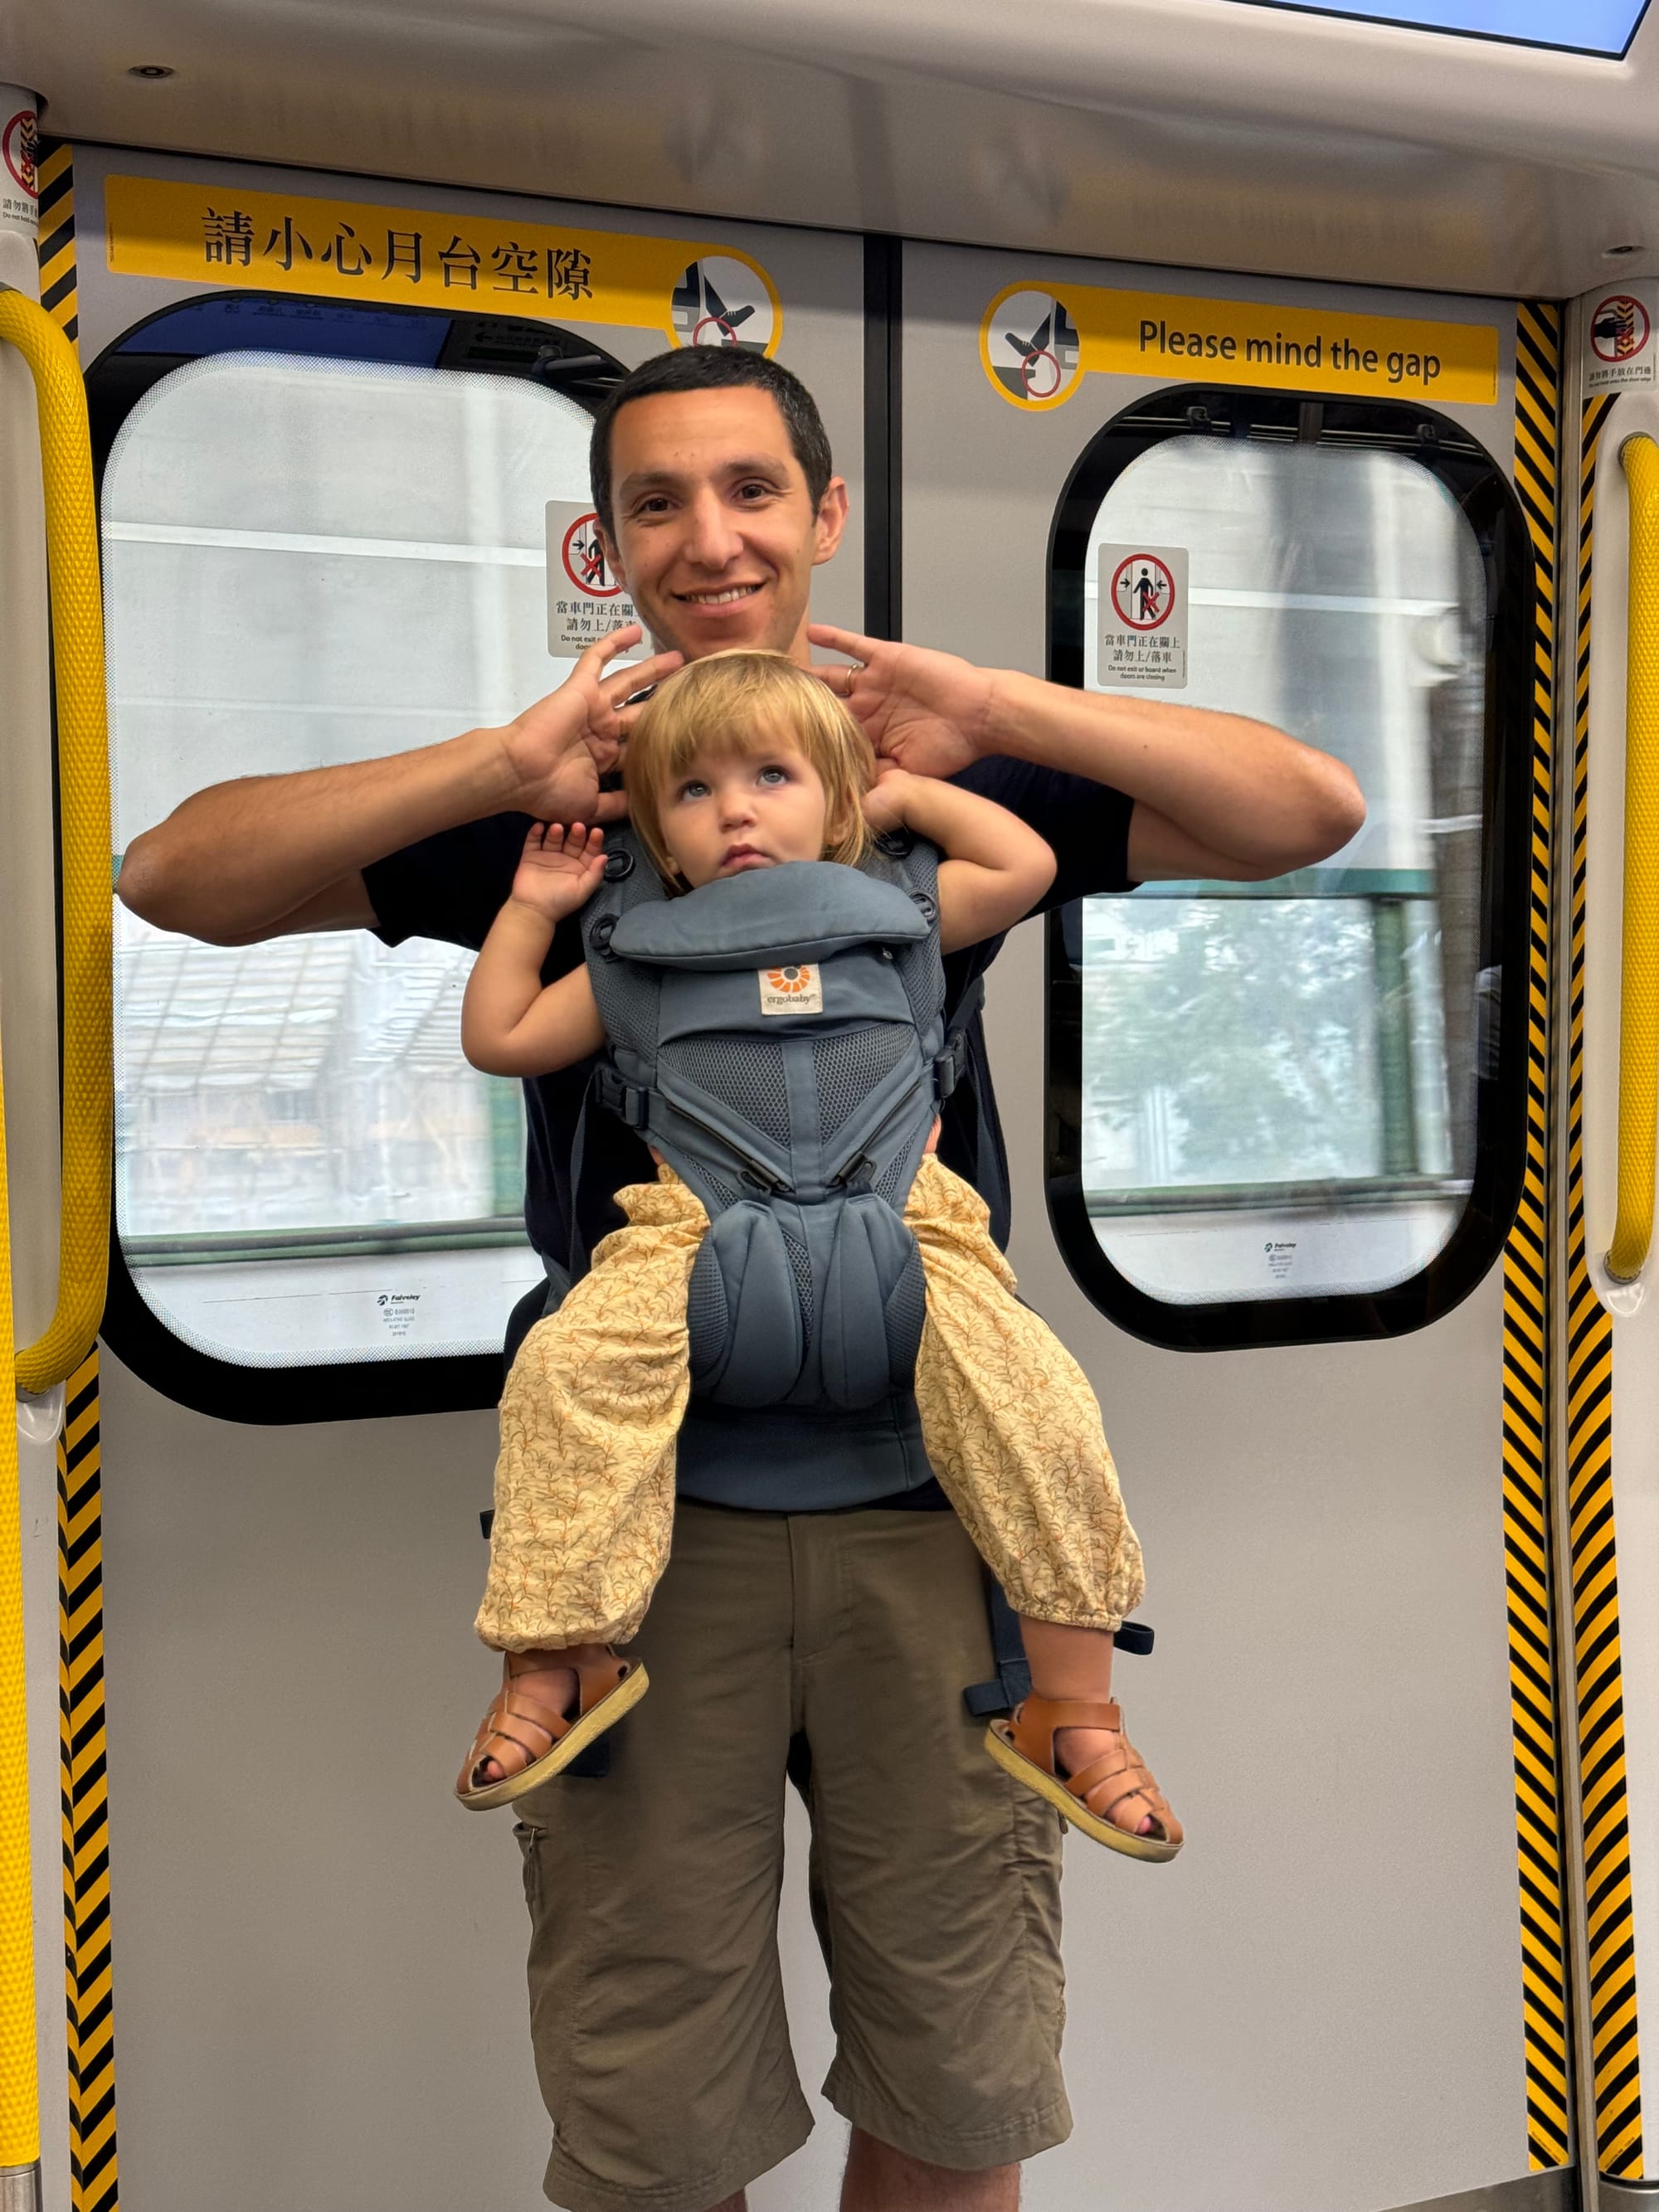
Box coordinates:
[513,1500,1071,2212]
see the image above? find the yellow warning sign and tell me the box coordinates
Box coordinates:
[105,175,781,355]
[981,283,1498,410]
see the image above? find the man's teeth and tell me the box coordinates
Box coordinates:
[683,586,759,605]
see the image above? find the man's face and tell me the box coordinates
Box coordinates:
[600,387,847,664]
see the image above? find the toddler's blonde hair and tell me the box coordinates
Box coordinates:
[624,650,876,887]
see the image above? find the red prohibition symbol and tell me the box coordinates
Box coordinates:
[1019,347,1062,400]
[1110,554,1176,632]
[1591,294,1652,364]
[561,512,623,597]
[2,109,37,196]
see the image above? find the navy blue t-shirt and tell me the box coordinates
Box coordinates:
[363,756,1136,1508]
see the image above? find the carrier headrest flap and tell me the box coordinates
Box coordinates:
[607,860,931,971]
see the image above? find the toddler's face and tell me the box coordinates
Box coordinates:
[657,736,830,888]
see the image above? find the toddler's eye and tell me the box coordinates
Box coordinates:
[757,766,788,786]
[676,778,709,802]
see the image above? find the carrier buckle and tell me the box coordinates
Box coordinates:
[594,1066,649,1129]
[934,1028,971,1101]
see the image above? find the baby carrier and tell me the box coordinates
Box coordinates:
[542,827,1154,1738]
[572,825,979,1410]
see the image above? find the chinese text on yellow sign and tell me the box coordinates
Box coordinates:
[105,176,781,354]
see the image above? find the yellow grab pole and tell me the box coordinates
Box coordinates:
[0,280,109,2207]
[0,1032,41,2195]
[0,287,110,1391]
[1608,432,1659,1282]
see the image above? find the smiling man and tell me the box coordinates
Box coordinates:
[118,346,1362,2212]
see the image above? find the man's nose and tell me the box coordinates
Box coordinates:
[681,489,744,571]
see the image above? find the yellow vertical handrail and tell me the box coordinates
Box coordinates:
[0,1036,40,2184]
[0,286,111,1390]
[0,280,110,2199]
[1608,432,1659,1282]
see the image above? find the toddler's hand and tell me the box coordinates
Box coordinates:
[508,823,608,922]
[860,764,914,834]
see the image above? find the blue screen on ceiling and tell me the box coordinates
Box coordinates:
[1234,0,1647,56]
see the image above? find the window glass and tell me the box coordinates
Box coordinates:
[1074,434,1486,1308]
[106,349,591,1364]
[1230,0,1645,60]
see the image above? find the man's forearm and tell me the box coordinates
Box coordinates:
[981,668,1365,873]
[117,725,516,942]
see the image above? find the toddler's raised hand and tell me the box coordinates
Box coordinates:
[508,823,608,923]
[860,764,916,834]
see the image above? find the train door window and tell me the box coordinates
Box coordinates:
[97,295,624,1405]
[1047,390,1530,1348]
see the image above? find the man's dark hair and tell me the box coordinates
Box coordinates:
[589,348,834,540]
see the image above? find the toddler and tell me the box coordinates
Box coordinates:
[455,650,1181,1859]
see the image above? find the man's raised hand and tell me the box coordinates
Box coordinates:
[497,626,682,824]
[809,626,996,780]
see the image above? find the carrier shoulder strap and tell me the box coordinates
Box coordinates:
[564,827,666,1279]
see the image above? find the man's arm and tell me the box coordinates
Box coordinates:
[982,671,1364,880]
[116,630,680,946]
[117,738,511,945]
[809,626,1365,882]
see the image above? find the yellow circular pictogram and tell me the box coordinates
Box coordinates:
[669,250,782,358]
[980,284,1083,412]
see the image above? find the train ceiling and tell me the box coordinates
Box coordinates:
[2,0,1657,300]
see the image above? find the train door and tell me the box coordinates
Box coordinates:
[898,245,1567,2211]
[12,141,869,2212]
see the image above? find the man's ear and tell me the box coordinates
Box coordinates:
[811,477,850,569]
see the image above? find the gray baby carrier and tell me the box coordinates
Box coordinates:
[573,826,979,1410]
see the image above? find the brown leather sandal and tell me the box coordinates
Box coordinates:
[985,1695,1183,1862]
[455,1646,649,1811]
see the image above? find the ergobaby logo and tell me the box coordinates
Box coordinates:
[758,963,824,1016]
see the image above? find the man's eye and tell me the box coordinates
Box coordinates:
[737,480,776,502]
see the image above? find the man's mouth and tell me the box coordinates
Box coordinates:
[675,584,764,607]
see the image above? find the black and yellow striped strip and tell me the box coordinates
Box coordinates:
[1506,300,1571,2174]
[58,1349,115,2212]
[36,141,76,352]
[38,146,119,2212]
[1569,384,1642,2181]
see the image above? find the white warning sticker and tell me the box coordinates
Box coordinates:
[546,500,640,655]
[1585,285,1659,392]
[758,963,824,1016]
[1097,544,1188,690]
[1,101,38,236]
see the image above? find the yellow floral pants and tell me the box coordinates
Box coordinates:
[476,1155,1144,1650]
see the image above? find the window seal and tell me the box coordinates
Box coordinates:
[89,287,624,1420]
[1044,382,1535,1352]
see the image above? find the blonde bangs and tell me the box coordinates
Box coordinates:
[625,650,876,884]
